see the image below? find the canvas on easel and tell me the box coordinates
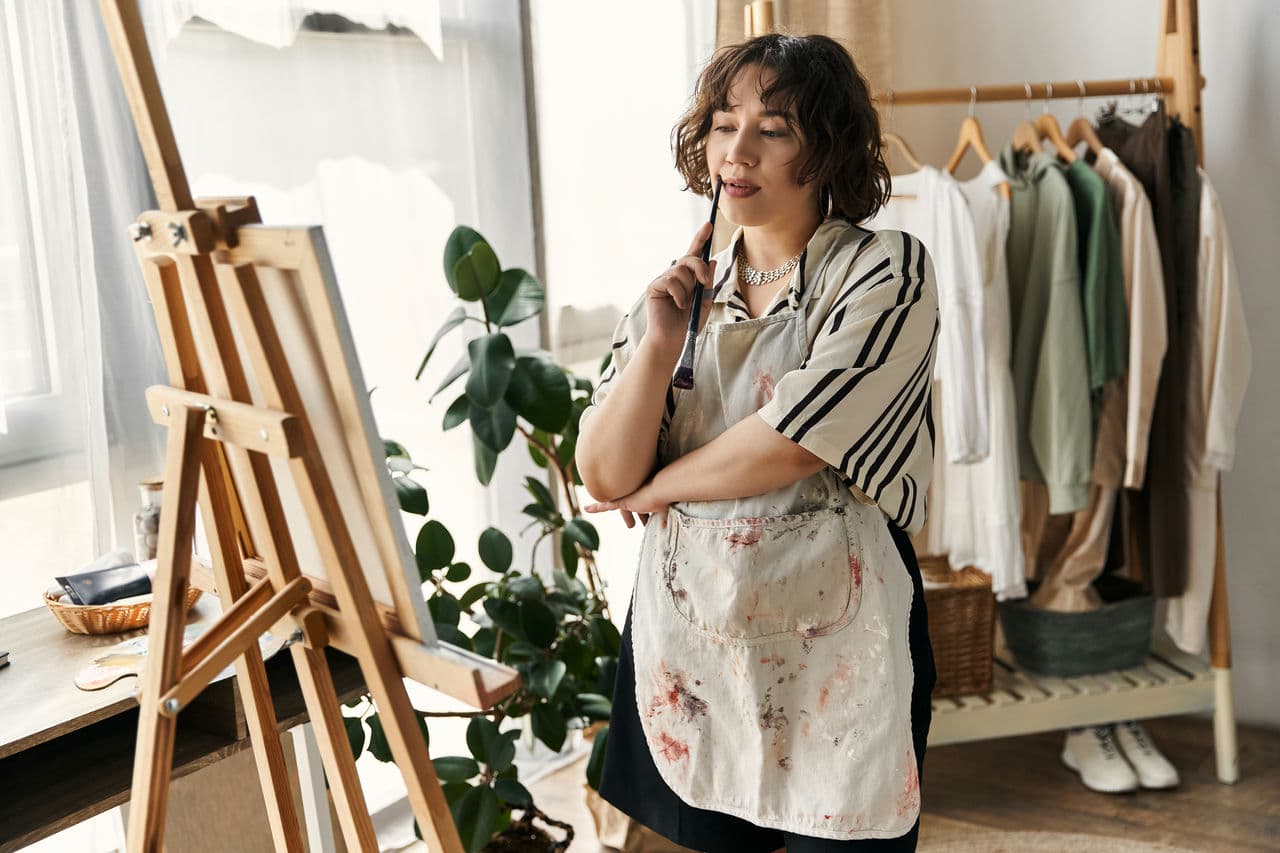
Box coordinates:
[97,2,521,851]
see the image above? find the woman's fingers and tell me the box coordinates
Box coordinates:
[686,219,713,256]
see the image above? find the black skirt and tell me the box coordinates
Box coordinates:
[598,520,937,853]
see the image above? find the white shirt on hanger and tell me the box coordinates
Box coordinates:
[944,160,1027,600]
[1165,170,1251,655]
[867,166,989,466]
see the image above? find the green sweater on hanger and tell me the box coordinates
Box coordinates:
[998,146,1093,514]
[1064,159,1129,397]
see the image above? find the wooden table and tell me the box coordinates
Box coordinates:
[0,596,365,851]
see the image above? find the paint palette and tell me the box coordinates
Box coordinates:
[75,623,294,691]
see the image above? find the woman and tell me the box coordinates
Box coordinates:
[575,34,939,852]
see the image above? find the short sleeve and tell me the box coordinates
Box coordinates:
[577,290,651,436]
[757,231,940,530]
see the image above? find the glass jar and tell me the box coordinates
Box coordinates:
[134,478,163,562]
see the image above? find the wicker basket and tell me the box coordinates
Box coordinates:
[43,587,203,635]
[919,555,995,699]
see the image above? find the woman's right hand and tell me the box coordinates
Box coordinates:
[643,221,718,360]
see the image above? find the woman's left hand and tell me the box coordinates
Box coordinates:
[584,480,672,528]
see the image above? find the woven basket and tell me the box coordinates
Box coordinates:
[43,587,203,635]
[919,556,995,699]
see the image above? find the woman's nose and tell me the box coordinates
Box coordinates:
[725,128,757,165]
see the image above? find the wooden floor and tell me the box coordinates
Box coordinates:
[527,715,1280,852]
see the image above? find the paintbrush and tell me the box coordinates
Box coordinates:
[671,176,723,390]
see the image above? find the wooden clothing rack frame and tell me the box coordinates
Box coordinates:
[747,0,1237,783]
[97,1,522,851]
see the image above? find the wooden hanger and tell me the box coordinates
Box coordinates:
[881,89,920,198]
[1012,83,1043,154]
[884,131,923,172]
[1065,80,1104,155]
[945,88,1011,199]
[1035,83,1077,163]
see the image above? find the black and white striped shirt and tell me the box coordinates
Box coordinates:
[583,219,940,534]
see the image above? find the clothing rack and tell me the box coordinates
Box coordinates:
[747,0,1235,783]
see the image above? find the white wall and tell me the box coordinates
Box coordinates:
[886,0,1280,728]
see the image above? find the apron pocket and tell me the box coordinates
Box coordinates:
[662,505,862,645]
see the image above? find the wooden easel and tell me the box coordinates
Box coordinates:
[97,2,522,850]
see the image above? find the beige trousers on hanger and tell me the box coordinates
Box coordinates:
[1023,379,1128,611]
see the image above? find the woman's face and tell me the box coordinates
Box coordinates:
[706,64,819,228]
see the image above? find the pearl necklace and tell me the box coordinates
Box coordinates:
[735,241,803,287]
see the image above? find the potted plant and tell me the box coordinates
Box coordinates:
[341,226,618,853]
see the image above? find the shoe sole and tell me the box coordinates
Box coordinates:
[1061,747,1139,793]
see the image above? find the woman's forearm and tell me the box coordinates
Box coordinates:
[648,413,827,505]
[577,339,678,501]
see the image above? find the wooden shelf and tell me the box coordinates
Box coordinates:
[0,646,365,852]
[929,647,1216,747]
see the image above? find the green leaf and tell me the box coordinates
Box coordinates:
[453,241,502,303]
[460,580,493,610]
[429,594,461,626]
[415,520,455,576]
[560,533,580,576]
[563,518,600,551]
[507,575,544,601]
[469,398,517,452]
[488,268,545,327]
[520,599,558,648]
[530,703,567,753]
[527,441,548,469]
[367,713,393,762]
[474,437,498,485]
[443,226,487,290]
[443,393,470,431]
[589,616,621,657]
[576,692,612,719]
[344,715,366,758]
[446,561,472,582]
[528,659,567,700]
[387,456,418,475]
[521,503,563,527]
[432,755,480,783]
[572,375,594,393]
[556,432,576,468]
[478,528,512,574]
[586,726,609,790]
[394,476,429,516]
[434,621,472,650]
[449,784,501,853]
[465,716,501,765]
[416,304,469,379]
[466,334,516,407]
[594,656,618,698]
[503,640,543,662]
[383,439,410,459]
[430,352,470,403]
[503,357,571,433]
[471,626,497,658]
[523,476,557,512]
[494,778,532,807]
[483,598,523,638]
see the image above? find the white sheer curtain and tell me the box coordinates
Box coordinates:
[0,0,166,619]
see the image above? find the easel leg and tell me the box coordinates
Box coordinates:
[127,408,204,853]
[198,463,307,851]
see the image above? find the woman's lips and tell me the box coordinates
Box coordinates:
[724,182,760,199]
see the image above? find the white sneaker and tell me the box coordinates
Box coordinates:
[1061,726,1139,793]
[1114,720,1180,789]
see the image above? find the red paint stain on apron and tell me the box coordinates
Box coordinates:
[647,662,710,721]
[850,553,862,587]
[725,527,762,551]
[654,731,691,762]
[896,751,920,816]
[753,369,776,409]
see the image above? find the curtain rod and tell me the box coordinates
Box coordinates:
[873,76,1177,107]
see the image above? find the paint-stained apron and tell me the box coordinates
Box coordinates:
[629,272,921,841]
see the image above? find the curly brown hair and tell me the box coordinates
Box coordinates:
[671,33,890,224]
